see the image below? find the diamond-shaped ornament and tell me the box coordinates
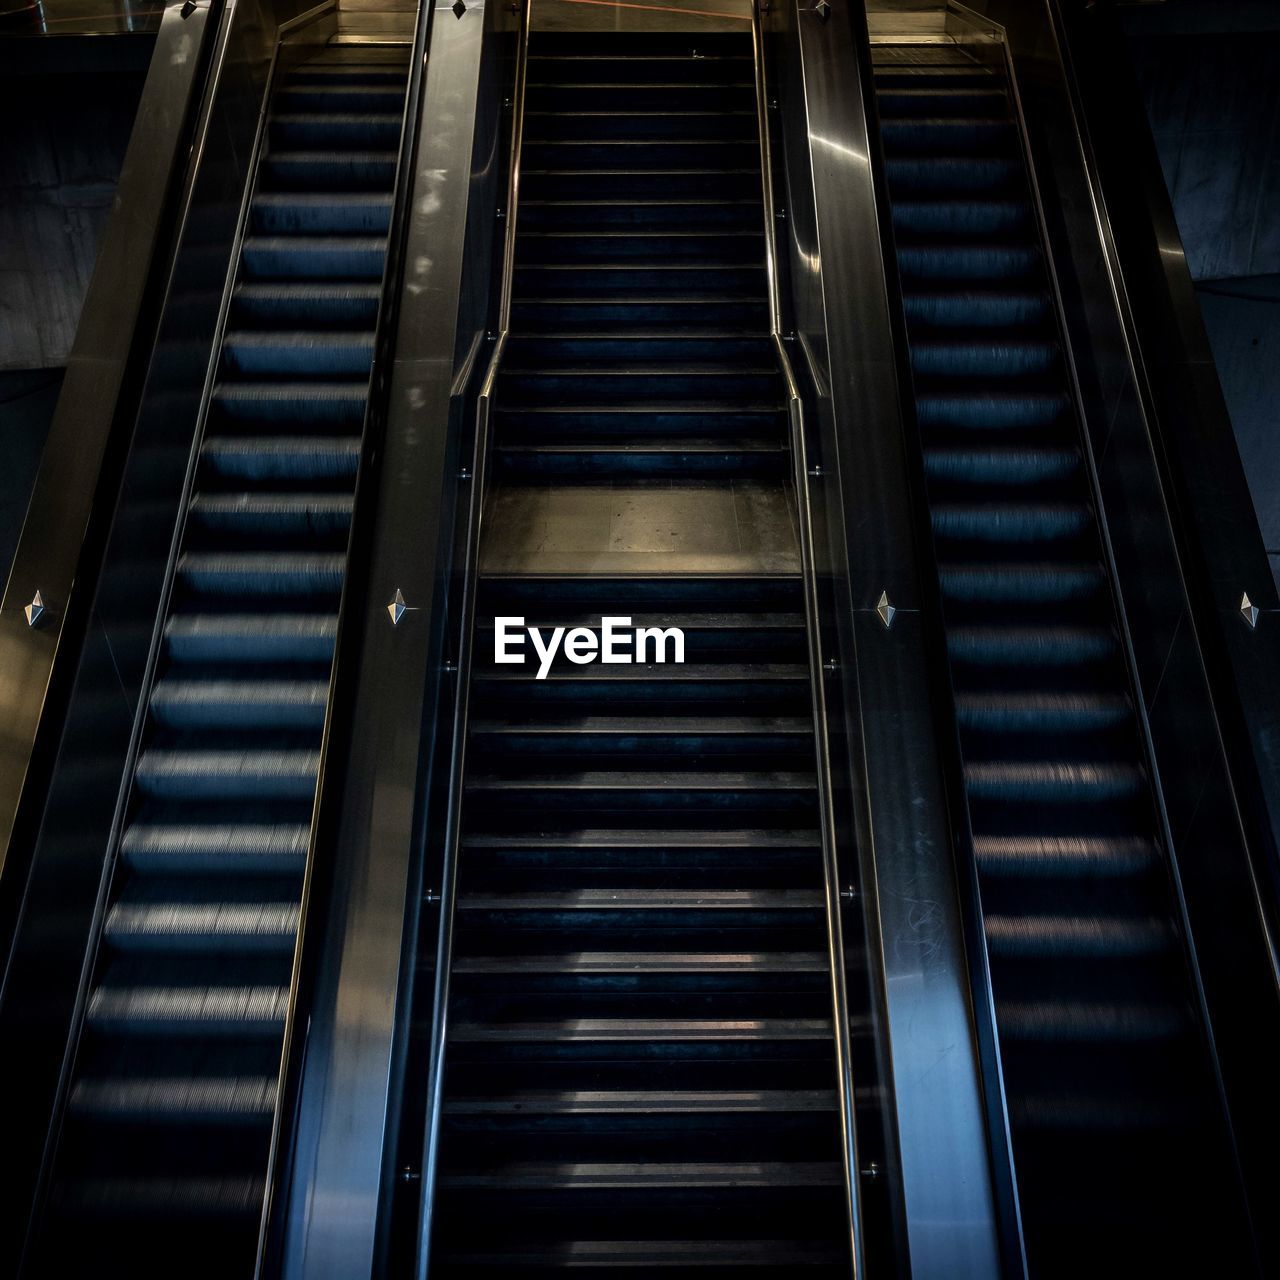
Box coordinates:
[387,589,409,626]
[24,591,46,628]
[452,0,466,17]
[1240,591,1259,629]
[876,590,895,630]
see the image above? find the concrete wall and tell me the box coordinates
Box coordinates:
[0,71,145,371]
[1126,26,1280,588]
[1196,281,1280,588]
[1129,33,1280,283]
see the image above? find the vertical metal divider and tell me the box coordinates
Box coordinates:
[412,2,532,1273]
[15,17,298,1266]
[749,3,864,1271]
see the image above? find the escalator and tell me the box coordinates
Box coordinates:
[24,41,411,1278]
[420,30,854,1276]
[870,41,1256,1274]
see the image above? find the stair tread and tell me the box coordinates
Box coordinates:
[444,1089,838,1114]
[440,1161,844,1188]
[459,889,824,908]
[453,951,829,974]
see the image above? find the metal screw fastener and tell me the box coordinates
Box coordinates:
[808,465,823,478]
[876,591,896,630]
[400,1166,421,1183]
[24,591,46,628]
[443,661,458,674]
[459,467,472,480]
[823,658,838,674]
[861,1161,881,1180]
[425,889,441,904]
[1240,592,1260,629]
[840,885,858,901]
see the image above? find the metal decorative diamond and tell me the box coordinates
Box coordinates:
[1240,591,1260,629]
[452,0,466,17]
[24,591,45,628]
[876,590,895,630]
[814,0,831,19]
[387,588,409,626]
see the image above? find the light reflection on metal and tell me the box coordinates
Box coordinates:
[811,131,869,167]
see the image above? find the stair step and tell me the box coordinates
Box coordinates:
[972,835,1157,877]
[437,1238,847,1268]
[250,191,393,236]
[965,760,1145,802]
[177,551,346,595]
[453,952,829,976]
[954,692,1129,733]
[451,1018,833,1044]
[240,236,388,282]
[938,562,1104,604]
[134,749,320,799]
[268,111,402,148]
[931,502,1090,543]
[210,381,368,425]
[165,613,337,662]
[984,914,1171,958]
[221,330,375,377]
[120,823,311,872]
[69,1075,277,1122]
[440,1161,843,1191]
[86,984,289,1035]
[103,901,300,952]
[187,492,353,534]
[904,289,1049,329]
[259,150,398,190]
[200,436,362,481]
[149,679,330,729]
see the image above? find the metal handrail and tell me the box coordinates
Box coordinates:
[412,1,533,1273]
[749,2,864,1273]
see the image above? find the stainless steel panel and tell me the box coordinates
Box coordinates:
[0,0,212,907]
[767,2,1009,1274]
[271,3,509,1273]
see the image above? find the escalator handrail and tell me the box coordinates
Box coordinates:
[411,1,533,1272]
[749,2,864,1269]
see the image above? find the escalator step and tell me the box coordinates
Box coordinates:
[69,1076,278,1123]
[121,823,312,871]
[134,748,320,799]
[86,984,289,1035]
[104,901,301,951]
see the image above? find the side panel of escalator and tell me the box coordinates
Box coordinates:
[871,42,1254,1276]
[26,44,410,1279]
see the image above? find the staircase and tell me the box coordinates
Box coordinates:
[425,31,852,1276]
